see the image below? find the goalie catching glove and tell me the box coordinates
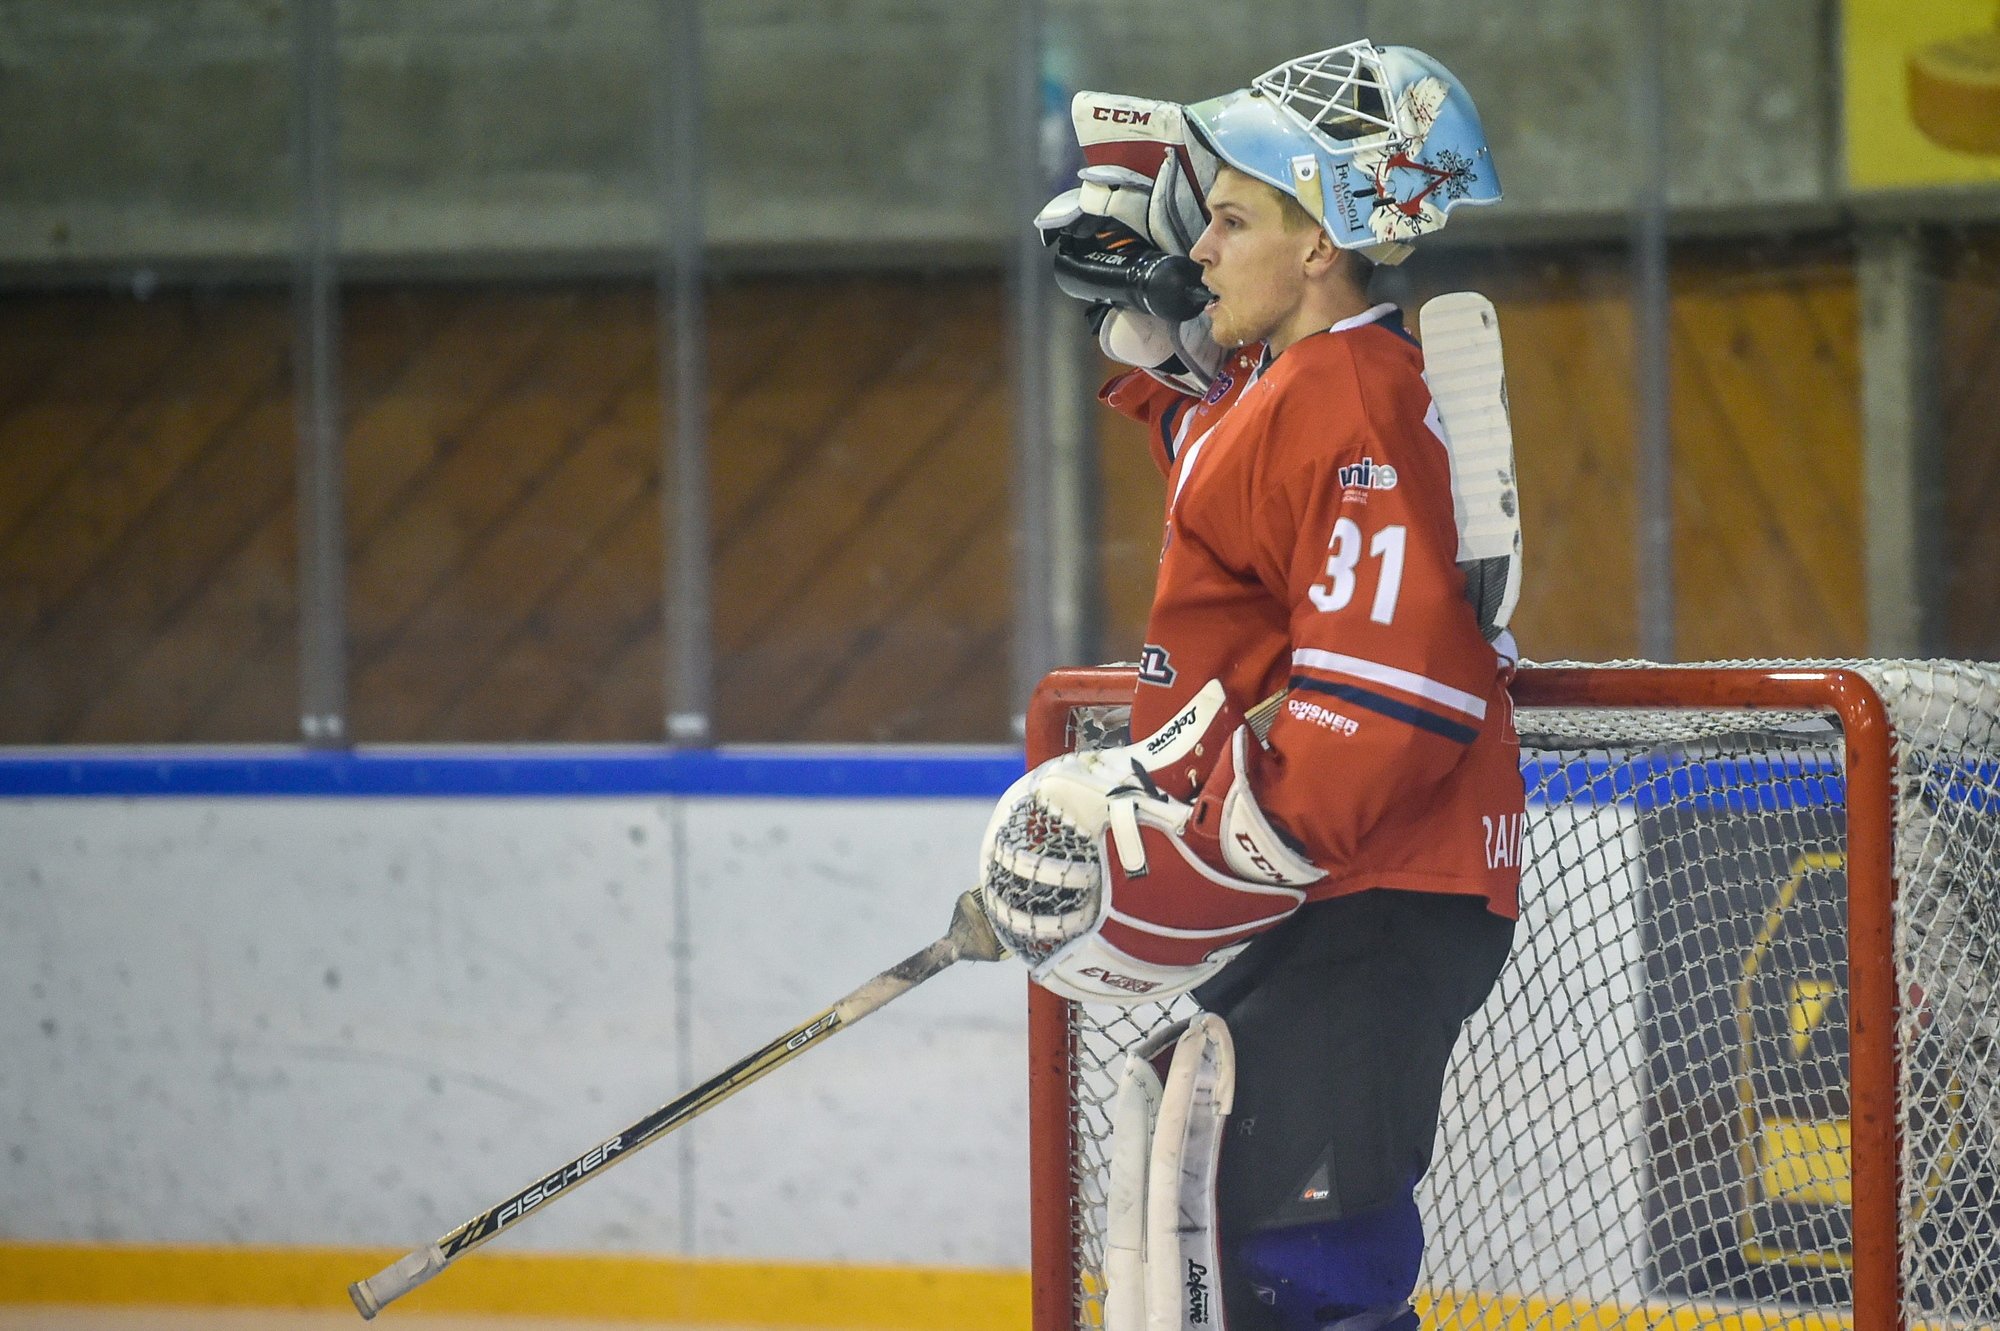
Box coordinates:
[979,681,1321,1005]
[1034,92,1226,397]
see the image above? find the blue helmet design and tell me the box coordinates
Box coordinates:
[1184,42,1500,260]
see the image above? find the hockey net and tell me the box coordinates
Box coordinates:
[1026,661,2000,1331]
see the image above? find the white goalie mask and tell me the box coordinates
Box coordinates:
[1185,41,1501,264]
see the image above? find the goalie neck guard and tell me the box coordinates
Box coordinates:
[1185,42,1500,262]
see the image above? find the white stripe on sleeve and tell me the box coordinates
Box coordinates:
[1291,648,1489,720]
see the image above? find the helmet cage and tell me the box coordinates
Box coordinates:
[1251,42,1403,156]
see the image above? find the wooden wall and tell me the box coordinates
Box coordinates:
[0,288,299,745]
[0,275,1015,745]
[0,246,1986,746]
[1945,235,2000,659]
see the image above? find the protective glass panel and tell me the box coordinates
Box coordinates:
[1940,227,2000,659]
[333,2,667,741]
[703,4,1014,742]
[0,6,299,742]
[1838,0,1997,661]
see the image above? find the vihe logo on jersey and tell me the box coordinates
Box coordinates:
[1338,457,1398,491]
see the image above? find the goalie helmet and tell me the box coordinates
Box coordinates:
[1184,42,1500,264]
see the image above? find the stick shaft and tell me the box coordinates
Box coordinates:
[349,931,962,1318]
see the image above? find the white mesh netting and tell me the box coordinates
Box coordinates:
[1047,660,2000,1331]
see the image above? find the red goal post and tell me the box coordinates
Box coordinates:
[1026,661,2000,1331]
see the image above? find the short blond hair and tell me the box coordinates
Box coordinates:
[1276,185,1320,233]
[1217,165,1320,232]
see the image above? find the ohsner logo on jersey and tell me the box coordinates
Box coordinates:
[1338,457,1398,490]
[1287,695,1359,737]
[1138,644,1177,686]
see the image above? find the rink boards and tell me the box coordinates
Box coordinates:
[0,749,1858,1325]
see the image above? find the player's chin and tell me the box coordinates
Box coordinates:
[1208,306,1245,349]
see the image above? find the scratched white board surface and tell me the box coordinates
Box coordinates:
[0,795,1024,1265]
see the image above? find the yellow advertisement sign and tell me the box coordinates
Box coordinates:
[1846,0,2000,189]
[1757,1115,1852,1208]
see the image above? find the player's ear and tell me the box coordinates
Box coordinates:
[1300,225,1341,279]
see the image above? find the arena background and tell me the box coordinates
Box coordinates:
[2,1,1998,1326]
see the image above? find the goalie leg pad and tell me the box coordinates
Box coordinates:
[1145,1014,1235,1331]
[1235,1191,1423,1331]
[1104,1020,1186,1331]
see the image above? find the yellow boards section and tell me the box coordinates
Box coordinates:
[1847,0,2000,188]
[0,1245,1030,1330]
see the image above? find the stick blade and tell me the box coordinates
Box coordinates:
[349,1245,446,1320]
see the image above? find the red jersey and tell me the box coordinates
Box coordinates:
[1103,305,1524,917]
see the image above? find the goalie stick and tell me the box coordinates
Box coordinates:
[348,889,1007,1320]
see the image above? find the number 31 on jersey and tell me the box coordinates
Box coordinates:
[1308,519,1406,624]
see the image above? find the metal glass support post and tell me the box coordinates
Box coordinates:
[657,0,712,744]
[1045,307,1101,673]
[1009,0,1099,731]
[1858,228,1944,655]
[291,0,348,745]
[1008,0,1056,733]
[1631,0,1674,662]
[1040,18,1099,682]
